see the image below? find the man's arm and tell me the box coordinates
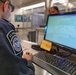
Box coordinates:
[0,30,35,75]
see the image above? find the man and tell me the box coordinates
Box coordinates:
[49,6,60,14]
[0,0,35,75]
[44,6,60,34]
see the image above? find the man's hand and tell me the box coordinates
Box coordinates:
[23,52,33,61]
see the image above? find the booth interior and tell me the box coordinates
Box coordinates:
[11,0,76,75]
[21,12,76,75]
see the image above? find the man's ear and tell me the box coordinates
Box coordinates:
[3,1,9,12]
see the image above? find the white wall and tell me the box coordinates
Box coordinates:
[10,6,45,28]
[11,8,23,28]
[24,6,45,29]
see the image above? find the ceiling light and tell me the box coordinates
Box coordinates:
[21,2,45,10]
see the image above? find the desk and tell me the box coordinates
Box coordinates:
[21,40,38,55]
[21,40,76,75]
[21,40,52,75]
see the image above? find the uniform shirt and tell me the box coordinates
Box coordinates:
[0,19,35,75]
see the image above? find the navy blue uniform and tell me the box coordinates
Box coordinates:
[0,19,35,75]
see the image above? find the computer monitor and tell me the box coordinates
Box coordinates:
[45,13,76,54]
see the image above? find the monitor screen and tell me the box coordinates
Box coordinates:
[45,13,76,54]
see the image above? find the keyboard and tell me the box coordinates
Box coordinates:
[34,51,76,75]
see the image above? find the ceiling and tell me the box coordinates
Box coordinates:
[11,0,45,8]
[11,0,76,8]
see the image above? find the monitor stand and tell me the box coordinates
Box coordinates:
[31,44,44,51]
[56,47,72,57]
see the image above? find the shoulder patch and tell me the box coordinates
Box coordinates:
[7,30,22,55]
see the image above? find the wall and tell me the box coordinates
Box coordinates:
[11,8,23,28]
[23,6,45,29]
[10,6,45,29]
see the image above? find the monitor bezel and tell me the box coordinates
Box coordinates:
[45,12,76,54]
